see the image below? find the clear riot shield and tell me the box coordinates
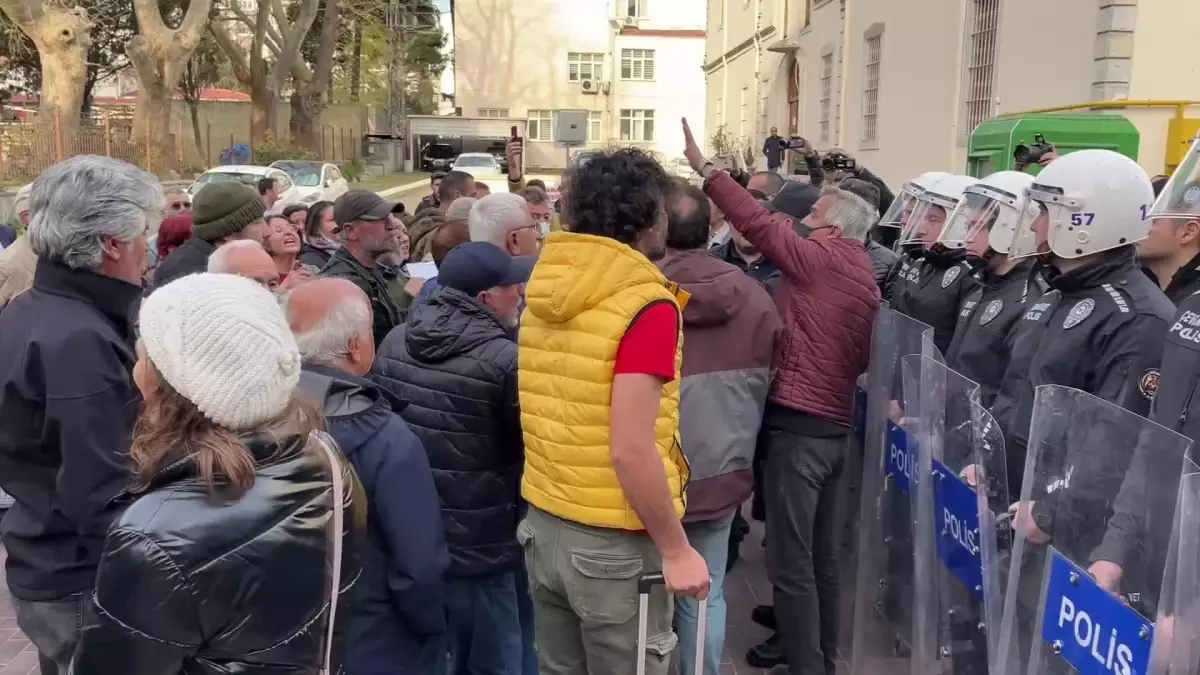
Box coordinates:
[849,308,942,673]
[1150,455,1200,674]
[904,355,1006,675]
[971,403,1011,674]
[994,385,1192,675]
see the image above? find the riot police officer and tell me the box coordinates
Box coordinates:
[939,171,1047,406]
[1090,139,1200,604]
[990,149,1174,522]
[881,171,951,302]
[888,174,983,354]
[1136,137,1200,304]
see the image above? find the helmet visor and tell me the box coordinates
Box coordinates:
[1148,136,1200,220]
[899,193,957,246]
[938,191,1002,251]
[1009,185,1086,259]
[879,184,923,228]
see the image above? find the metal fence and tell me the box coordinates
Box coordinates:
[0,114,365,184]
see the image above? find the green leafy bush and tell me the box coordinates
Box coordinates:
[340,157,367,182]
[252,138,320,165]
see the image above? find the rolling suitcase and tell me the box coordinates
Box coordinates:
[636,572,708,675]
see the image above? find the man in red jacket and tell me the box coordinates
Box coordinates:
[683,119,881,675]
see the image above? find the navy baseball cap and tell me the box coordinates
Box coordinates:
[438,242,536,296]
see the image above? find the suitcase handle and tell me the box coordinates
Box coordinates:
[636,572,707,675]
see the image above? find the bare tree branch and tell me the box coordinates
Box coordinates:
[209,20,249,83]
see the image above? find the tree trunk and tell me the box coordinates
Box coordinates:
[349,22,361,102]
[125,0,213,167]
[289,91,319,151]
[187,100,204,167]
[0,2,93,141]
[250,82,274,145]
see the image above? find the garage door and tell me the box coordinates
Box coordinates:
[408,115,525,138]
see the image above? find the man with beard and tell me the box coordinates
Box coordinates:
[320,190,404,345]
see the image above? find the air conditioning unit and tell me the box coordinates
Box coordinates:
[580,79,600,95]
[622,15,637,27]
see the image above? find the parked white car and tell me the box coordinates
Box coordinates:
[451,152,503,176]
[188,165,299,206]
[270,160,350,204]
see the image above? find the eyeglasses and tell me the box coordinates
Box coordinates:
[169,202,191,211]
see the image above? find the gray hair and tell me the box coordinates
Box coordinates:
[819,185,878,242]
[163,187,188,198]
[27,155,164,270]
[208,239,268,273]
[468,192,528,246]
[517,186,549,206]
[285,292,373,367]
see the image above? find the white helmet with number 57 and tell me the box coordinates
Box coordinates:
[878,171,952,229]
[1008,149,1153,260]
[937,170,1035,256]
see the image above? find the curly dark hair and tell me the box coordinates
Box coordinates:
[564,147,672,245]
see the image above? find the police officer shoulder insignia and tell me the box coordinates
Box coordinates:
[941,266,961,289]
[1062,298,1095,329]
[1139,368,1160,400]
[979,300,1003,326]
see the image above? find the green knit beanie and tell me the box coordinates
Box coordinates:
[192,182,267,242]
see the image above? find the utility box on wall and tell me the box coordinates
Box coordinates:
[1166,118,1200,173]
[554,109,590,145]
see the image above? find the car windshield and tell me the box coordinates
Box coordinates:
[455,156,497,168]
[426,144,455,159]
[195,172,264,187]
[272,161,322,187]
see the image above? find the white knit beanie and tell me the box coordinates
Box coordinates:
[140,273,302,430]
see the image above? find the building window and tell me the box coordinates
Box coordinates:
[620,109,655,141]
[819,53,833,142]
[528,110,554,141]
[964,0,999,134]
[588,111,602,142]
[477,108,509,118]
[621,49,656,81]
[568,52,605,82]
[862,32,883,143]
[625,0,645,18]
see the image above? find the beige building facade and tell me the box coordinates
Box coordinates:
[453,0,707,170]
[705,0,1200,187]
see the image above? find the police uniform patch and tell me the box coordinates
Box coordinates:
[979,300,1003,326]
[1186,186,1200,205]
[1139,369,1160,400]
[941,266,961,289]
[1062,298,1095,329]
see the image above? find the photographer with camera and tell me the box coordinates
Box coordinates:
[1013,133,1060,173]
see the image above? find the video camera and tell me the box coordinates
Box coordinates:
[822,154,857,172]
[777,136,808,151]
[1014,133,1053,166]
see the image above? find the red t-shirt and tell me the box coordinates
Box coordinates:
[613,303,679,381]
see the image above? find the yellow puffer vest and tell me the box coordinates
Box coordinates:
[519,232,689,530]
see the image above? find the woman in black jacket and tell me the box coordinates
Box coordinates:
[72,272,363,675]
[299,200,339,270]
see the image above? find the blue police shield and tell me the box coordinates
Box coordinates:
[849,307,943,673]
[994,386,1192,675]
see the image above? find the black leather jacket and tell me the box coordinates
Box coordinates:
[72,431,365,675]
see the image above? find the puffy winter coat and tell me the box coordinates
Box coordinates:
[705,171,880,426]
[71,431,365,675]
[372,287,524,578]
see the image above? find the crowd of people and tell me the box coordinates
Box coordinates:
[0,113,1198,675]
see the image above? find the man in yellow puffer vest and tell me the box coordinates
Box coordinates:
[516,148,710,675]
